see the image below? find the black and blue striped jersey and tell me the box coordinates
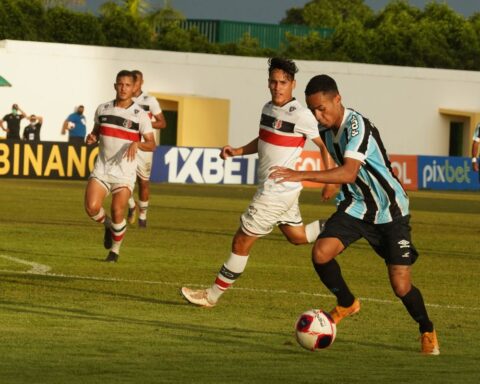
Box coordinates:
[319,108,409,224]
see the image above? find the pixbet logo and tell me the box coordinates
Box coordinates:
[422,159,471,188]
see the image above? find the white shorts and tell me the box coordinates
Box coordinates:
[136,150,153,180]
[240,190,303,237]
[90,176,133,195]
[89,157,136,193]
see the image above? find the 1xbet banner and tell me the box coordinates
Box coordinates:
[150,147,329,186]
[151,146,258,184]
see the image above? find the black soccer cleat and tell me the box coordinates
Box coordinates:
[138,219,147,228]
[105,251,119,263]
[103,226,113,249]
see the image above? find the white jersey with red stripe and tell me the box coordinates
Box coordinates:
[133,91,162,120]
[93,100,153,184]
[133,91,162,145]
[257,98,319,195]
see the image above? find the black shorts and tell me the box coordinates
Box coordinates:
[318,211,419,266]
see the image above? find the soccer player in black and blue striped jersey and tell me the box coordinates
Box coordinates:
[270,74,439,355]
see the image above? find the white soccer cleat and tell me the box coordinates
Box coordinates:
[180,287,216,308]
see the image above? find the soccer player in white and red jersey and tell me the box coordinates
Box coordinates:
[84,70,155,262]
[472,123,480,176]
[126,70,167,228]
[181,58,335,307]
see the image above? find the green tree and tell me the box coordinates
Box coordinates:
[151,6,218,53]
[281,31,330,60]
[0,0,45,41]
[99,1,152,48]
[281,7,305,25]
[41,0,85,7]
[219,33,274,57]
[45,7,104,45]
[327,19,373,63]
[413,2,473,69]
[368,1,421,66]
[283,0,373,28]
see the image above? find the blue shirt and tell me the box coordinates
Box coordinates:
[67,112,87,138]
[319,108,409,224]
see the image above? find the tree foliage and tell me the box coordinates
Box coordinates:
[1,0,480,70]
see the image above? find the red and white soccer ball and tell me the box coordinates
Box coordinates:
[295,309,337,351]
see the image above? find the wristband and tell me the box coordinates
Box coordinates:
[472,157,477,163]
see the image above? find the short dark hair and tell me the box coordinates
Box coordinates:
[132,69,143,81]
[116,70,135,82]
[305,74,339,96]
[268,57,298,80]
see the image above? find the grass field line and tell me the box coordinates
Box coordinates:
[1,254,478,312]
[0,254,52,274]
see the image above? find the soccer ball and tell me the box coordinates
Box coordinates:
[295,309,337,351]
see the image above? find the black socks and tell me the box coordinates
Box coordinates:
[401,286,434,333]
[313,259,355,307]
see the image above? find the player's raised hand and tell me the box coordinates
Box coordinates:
[220,145,236,160]
[85,133,98,145]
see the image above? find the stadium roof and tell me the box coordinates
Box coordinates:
[0,75,11,87]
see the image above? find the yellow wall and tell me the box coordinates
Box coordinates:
[150,93,230,147]
[439,108,480,156]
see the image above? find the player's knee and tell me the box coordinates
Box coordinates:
[231,230,256,255]
[391,281,411,298]
[311,246,332,264]
[84,201,99,217]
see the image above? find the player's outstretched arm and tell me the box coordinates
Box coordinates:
[220,138,259,160]
[311,135,340,200]
[138,132,156,152]
[270,157,362,185]
[152,113,167,130]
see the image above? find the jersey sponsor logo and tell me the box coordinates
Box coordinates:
[351,115,359,137]
[260,113,295,133]
[122,119,133,129]
[273,119,283,129]
[289,106,296,112]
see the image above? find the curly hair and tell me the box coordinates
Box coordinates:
[268,57,298,80]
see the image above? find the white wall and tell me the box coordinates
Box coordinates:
[2,39,480,155]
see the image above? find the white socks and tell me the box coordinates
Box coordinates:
[208,252,249,302]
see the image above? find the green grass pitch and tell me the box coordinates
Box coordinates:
[0,179,479,383]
